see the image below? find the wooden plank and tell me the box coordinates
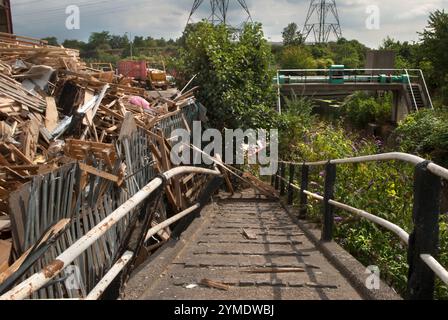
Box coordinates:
[78,162,119,184]
[200,279,230,291]
[242,228,257,240]
[0,219,10,232]
[0,240,11,273]
[20,118,40,161]
[44,97,58,132]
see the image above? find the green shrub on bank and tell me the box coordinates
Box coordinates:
[395,108,448,167]
[341,92,393,128]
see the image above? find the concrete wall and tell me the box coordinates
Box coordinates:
[365,50,396,72]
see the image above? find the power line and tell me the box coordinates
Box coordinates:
[13,0,123,17]
[12,0,167,26]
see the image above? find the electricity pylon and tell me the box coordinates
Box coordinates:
[187,0,252,27]
[303,0,342,43]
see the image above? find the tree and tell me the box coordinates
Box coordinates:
[419,10,448,103]
[88,31,112,48]
[331,38,367,68]
[279,46,317,69]
[109,35,129,49]
[42,36,59,46]
[177,22,277,130]
[282,23,305,46]
[62,39,86,51]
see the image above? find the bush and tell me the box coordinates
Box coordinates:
[395,108,448,166]
[279,46,317,70]
[341,92,393,128]
[176,22,277,130]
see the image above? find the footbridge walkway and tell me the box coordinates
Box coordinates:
[1,153,448,300]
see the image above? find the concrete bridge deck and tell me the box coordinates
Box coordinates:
[124,190,399,300]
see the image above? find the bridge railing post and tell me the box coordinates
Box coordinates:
[299,165,309,220]
[287,164,295,205]
[322,162,336,242]
[274,165,280,190]
[280,162,286,196]
[407,161,441,300]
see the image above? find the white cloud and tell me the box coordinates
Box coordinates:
[11,0,448,48]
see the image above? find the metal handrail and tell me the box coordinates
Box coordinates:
[278,152,448,181]
[405,69,419,111]
[0,166,221,301]
[279,175,410,243]
[277,173,448,286]
[417,69,434,109]
[274,152,448,294]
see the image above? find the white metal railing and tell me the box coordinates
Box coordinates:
[274,152,448,290]
[280,152,448,181]
[0,166,221,301]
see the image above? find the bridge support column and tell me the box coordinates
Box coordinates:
[322,163,336,242]
[287,164,295,205]
[392,89,410,123]
[299,165,309,220]
[407,161,441,300]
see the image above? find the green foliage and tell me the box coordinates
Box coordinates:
[282,23,305,46]
[419,10,448,104]
[278,97,448,299]
[341,92,393,128]
[60,31,178,64]
[176,22,277,130]
[395,108,448,166]
[331,38,367,68]
[42,37,59,46]
[279,46,317,69]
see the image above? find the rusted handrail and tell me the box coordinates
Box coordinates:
[0,166,221,300]
[273,152,448,299]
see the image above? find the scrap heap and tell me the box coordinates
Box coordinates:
[0,33,208,298]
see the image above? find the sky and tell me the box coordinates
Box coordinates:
[11,0,448,48]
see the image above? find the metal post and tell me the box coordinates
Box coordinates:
[299,165,309,219]
[274,167,280,190]
[407,161,441,300]
[277,70,282,114]
[287,164,295,205]
[405,69,418,111]
[271,174,275,187]
[322,162,336,242]
[280,163,286,196]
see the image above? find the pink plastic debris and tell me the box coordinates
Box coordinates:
[129,96,150,110]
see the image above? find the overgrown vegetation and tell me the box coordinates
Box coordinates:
[341,92,393,128]
[280,96,448,299]
[45,31,178,65]
[395,108,448,167]
[175,22,277,130]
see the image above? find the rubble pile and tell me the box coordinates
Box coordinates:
[0,33,205,297]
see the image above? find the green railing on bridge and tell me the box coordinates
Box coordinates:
[274,68,434,114]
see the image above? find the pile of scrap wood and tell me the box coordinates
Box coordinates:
[0,32,205,281]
